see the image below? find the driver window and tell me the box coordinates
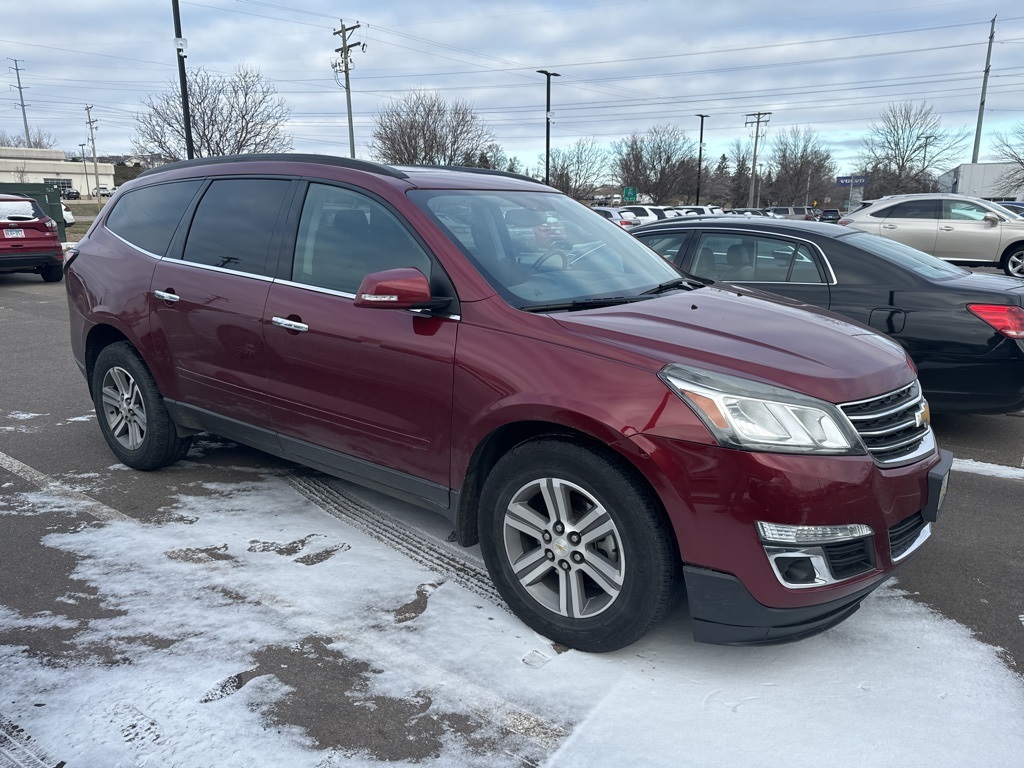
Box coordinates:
[944,201,990,221]
[292,183,431,295]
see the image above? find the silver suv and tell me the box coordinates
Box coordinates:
[839,193,1024,277]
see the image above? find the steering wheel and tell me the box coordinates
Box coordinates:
[532,247,569,273]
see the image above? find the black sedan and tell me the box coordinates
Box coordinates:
[632,217,1024,414]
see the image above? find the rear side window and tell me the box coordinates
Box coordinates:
[875,200,940,220]
[182,179,291,275]
[692,234,824,283]
[105,181,202,256]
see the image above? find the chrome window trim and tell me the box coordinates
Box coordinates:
[105,227,163,260]
[158,258,276,282]
[688,227,838,286]
[271,277,461,321]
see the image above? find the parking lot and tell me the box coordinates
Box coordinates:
[2,274,1023,766]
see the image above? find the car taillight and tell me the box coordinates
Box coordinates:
[837,218,852,226]
[45,219,57,232]
[967,304,1024,339]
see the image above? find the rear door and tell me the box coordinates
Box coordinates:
[875,199,940,254]
[262,182,458,503]
[149,177,294,432]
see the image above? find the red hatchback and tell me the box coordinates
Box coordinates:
[0,194,63,282]
[64,155,952,651]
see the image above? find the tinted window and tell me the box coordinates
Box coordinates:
[291,183,432,295]
[637,233,689,261]
[879,200,940,220]
[105,181,202,256]
[844,231,968,278]
[182,179,290,275]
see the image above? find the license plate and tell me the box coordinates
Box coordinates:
[3,228,24,238]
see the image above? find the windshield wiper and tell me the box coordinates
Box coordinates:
[522,295,651,313]
[640,276,707,295]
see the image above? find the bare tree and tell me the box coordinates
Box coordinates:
[765,126,837,206]
[857,102,969,197]
[992,122,1024,196]
[133,65,292,161]
[369,90,494,166]
[460,142,524,174]
[0,127,57,148]
[611,124,696,204]
[546,138,607,199]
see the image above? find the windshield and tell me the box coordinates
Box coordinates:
[843,231,970,278]
[987,201,1024,220]
[409,190,683,310]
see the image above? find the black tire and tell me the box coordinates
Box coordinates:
[91,342,192,470]
[39,263,63,283]
[1002,247,1024,278]
[478,438,678,652]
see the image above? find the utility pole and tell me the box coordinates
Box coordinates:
[333,20,364,159]
[8,59,31,147]
[171,0,195,159]
[972,15,996,164]
[79,143,88,194]
[695,114,709,204]
[85,105,100,198]
[745,111,771,207]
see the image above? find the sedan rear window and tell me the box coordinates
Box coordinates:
[843,231,968,278]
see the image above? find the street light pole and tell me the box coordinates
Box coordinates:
[695,114,709,204]
[171,0,195,159]
[537,70,560,185]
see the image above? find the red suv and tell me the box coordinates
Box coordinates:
[0,193,63,282]
[65,155,952,652]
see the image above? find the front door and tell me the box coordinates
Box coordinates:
[262,182,457,501]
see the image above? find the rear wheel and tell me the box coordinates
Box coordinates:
[91,342,192,470]
[478,438,678,652]
[39,263,63,283]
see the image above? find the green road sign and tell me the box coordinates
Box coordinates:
[624,187,637,202]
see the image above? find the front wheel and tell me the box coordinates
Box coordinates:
[478,438,678,652]
[91,342,192,470]
[1002,247,1024,278]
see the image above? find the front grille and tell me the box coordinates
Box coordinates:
[889,511,928,560]
[822,537,875,579]
[839,382,933,466]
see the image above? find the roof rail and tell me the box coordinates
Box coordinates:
[138,153,409,180]
[413,165,545,185]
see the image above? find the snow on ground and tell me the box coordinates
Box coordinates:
[1,469,1023,767]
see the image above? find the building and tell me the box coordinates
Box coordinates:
[937,162,1023,201]
[0,146,115,196]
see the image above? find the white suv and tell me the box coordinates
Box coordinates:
[839,193,1024,277]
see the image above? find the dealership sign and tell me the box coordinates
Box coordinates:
[837,176,869,187]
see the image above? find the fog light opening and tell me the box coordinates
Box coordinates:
[776,556,818,585]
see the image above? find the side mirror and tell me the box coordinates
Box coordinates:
[984,212,1001,226]
[353,268,451,311]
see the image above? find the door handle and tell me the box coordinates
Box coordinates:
[154,290,180,303]
[881,224,897,229]
[939,225,955,231]
[272,316,309,333]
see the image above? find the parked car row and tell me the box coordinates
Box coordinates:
[63,154,951,653]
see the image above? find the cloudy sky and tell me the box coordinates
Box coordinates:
[3,1,1023,174]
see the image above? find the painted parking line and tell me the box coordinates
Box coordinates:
[0,451,131,522]
[952,458,1024,481]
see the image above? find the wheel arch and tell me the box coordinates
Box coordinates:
[999,239,1024,276]
[453,420,679,561]
[83,323,131,396]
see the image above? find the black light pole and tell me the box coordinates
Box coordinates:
[695,114,709,204]
[537,70,559,185]
[171,0,195,159]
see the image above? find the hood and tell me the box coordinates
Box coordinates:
[553,285,914,404]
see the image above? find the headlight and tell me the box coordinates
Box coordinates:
[659,364,865,455]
